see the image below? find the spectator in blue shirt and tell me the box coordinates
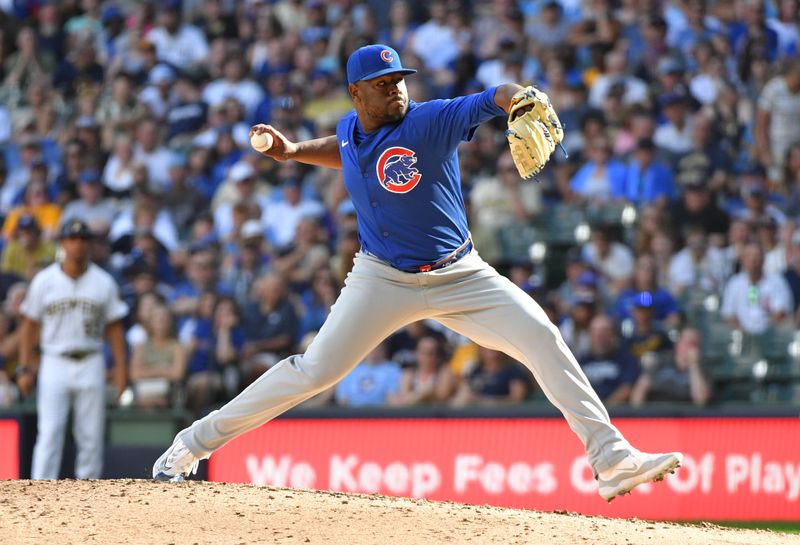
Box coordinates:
[577,314,640,404]
[298,267,339,340]
[669,1,721,60]
[729,2,779,61]
[220,220,271,310]
[334,343,402,407]
[569,137,627,203]
[169,247,219,325]
[242,273,298,384]
[623,138,676,208]
[185,296,247,414]
[622,292,674,368]
[614,254,681,327]
[185,146,217,201]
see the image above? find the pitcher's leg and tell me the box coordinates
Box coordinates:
[180,261,428,457]
[433,273,630,474]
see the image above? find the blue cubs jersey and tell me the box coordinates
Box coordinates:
[336,87,506,271]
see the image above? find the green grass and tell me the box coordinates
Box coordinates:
[698,521,800,534]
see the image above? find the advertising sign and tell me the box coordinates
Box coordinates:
[209,418,800,520]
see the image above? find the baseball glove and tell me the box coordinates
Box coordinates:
[505,86,565,179]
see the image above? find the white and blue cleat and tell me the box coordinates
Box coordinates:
[152,436,204,482]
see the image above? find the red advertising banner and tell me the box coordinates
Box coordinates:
[208,418,800,520]
[0,419,19,479]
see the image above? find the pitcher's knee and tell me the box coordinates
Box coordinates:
[288,354,351,392]
[523,317,561,344]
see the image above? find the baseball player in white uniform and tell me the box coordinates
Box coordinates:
[154,45,682,501]
[17,219,128,480]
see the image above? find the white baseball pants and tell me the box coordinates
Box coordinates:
[32,354,105,480]
[180,251,632,474]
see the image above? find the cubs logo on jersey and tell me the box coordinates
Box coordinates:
[376,147,421,194]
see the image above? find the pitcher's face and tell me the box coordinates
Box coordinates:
[351,74,409,126]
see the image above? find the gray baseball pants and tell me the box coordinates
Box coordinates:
[33,354,106,479]
[179,250,632,474]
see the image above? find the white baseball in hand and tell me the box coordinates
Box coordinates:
[250,132,273,152]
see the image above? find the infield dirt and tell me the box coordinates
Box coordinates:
[0,479,795,544]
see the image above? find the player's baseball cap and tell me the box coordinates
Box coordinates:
[346,44,416,85]
[59,219,92,240]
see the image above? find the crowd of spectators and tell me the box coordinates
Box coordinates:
[0,0,799,414]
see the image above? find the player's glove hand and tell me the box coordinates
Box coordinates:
[505,86,565,179]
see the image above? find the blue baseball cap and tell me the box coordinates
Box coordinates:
[634,291,654,308]
[101,5,123,23]
[17,214,39,231]
[79,169,101,184]
[577,271,598,287]
[346,44,416,85]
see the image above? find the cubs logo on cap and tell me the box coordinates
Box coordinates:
[376,147,421,194]
[347,44,417,85]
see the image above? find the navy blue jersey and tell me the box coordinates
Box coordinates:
[336,87,505,270]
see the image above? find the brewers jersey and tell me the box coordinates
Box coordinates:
[21,263,128,355]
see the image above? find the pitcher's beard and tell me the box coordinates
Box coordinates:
[368,101,407,124]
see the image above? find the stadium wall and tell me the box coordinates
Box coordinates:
[207,417,800,521]
[2,412,799,520]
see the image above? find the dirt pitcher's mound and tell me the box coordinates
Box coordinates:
[0,480,793,545]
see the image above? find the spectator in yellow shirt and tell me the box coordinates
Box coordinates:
[0,214,56,280]
[2,178,61,240]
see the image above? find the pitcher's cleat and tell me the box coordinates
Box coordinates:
[152,436,206,482]
[598,451,683,502]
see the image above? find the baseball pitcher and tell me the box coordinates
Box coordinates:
[17,219,128,480]
[154,45,682,501]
